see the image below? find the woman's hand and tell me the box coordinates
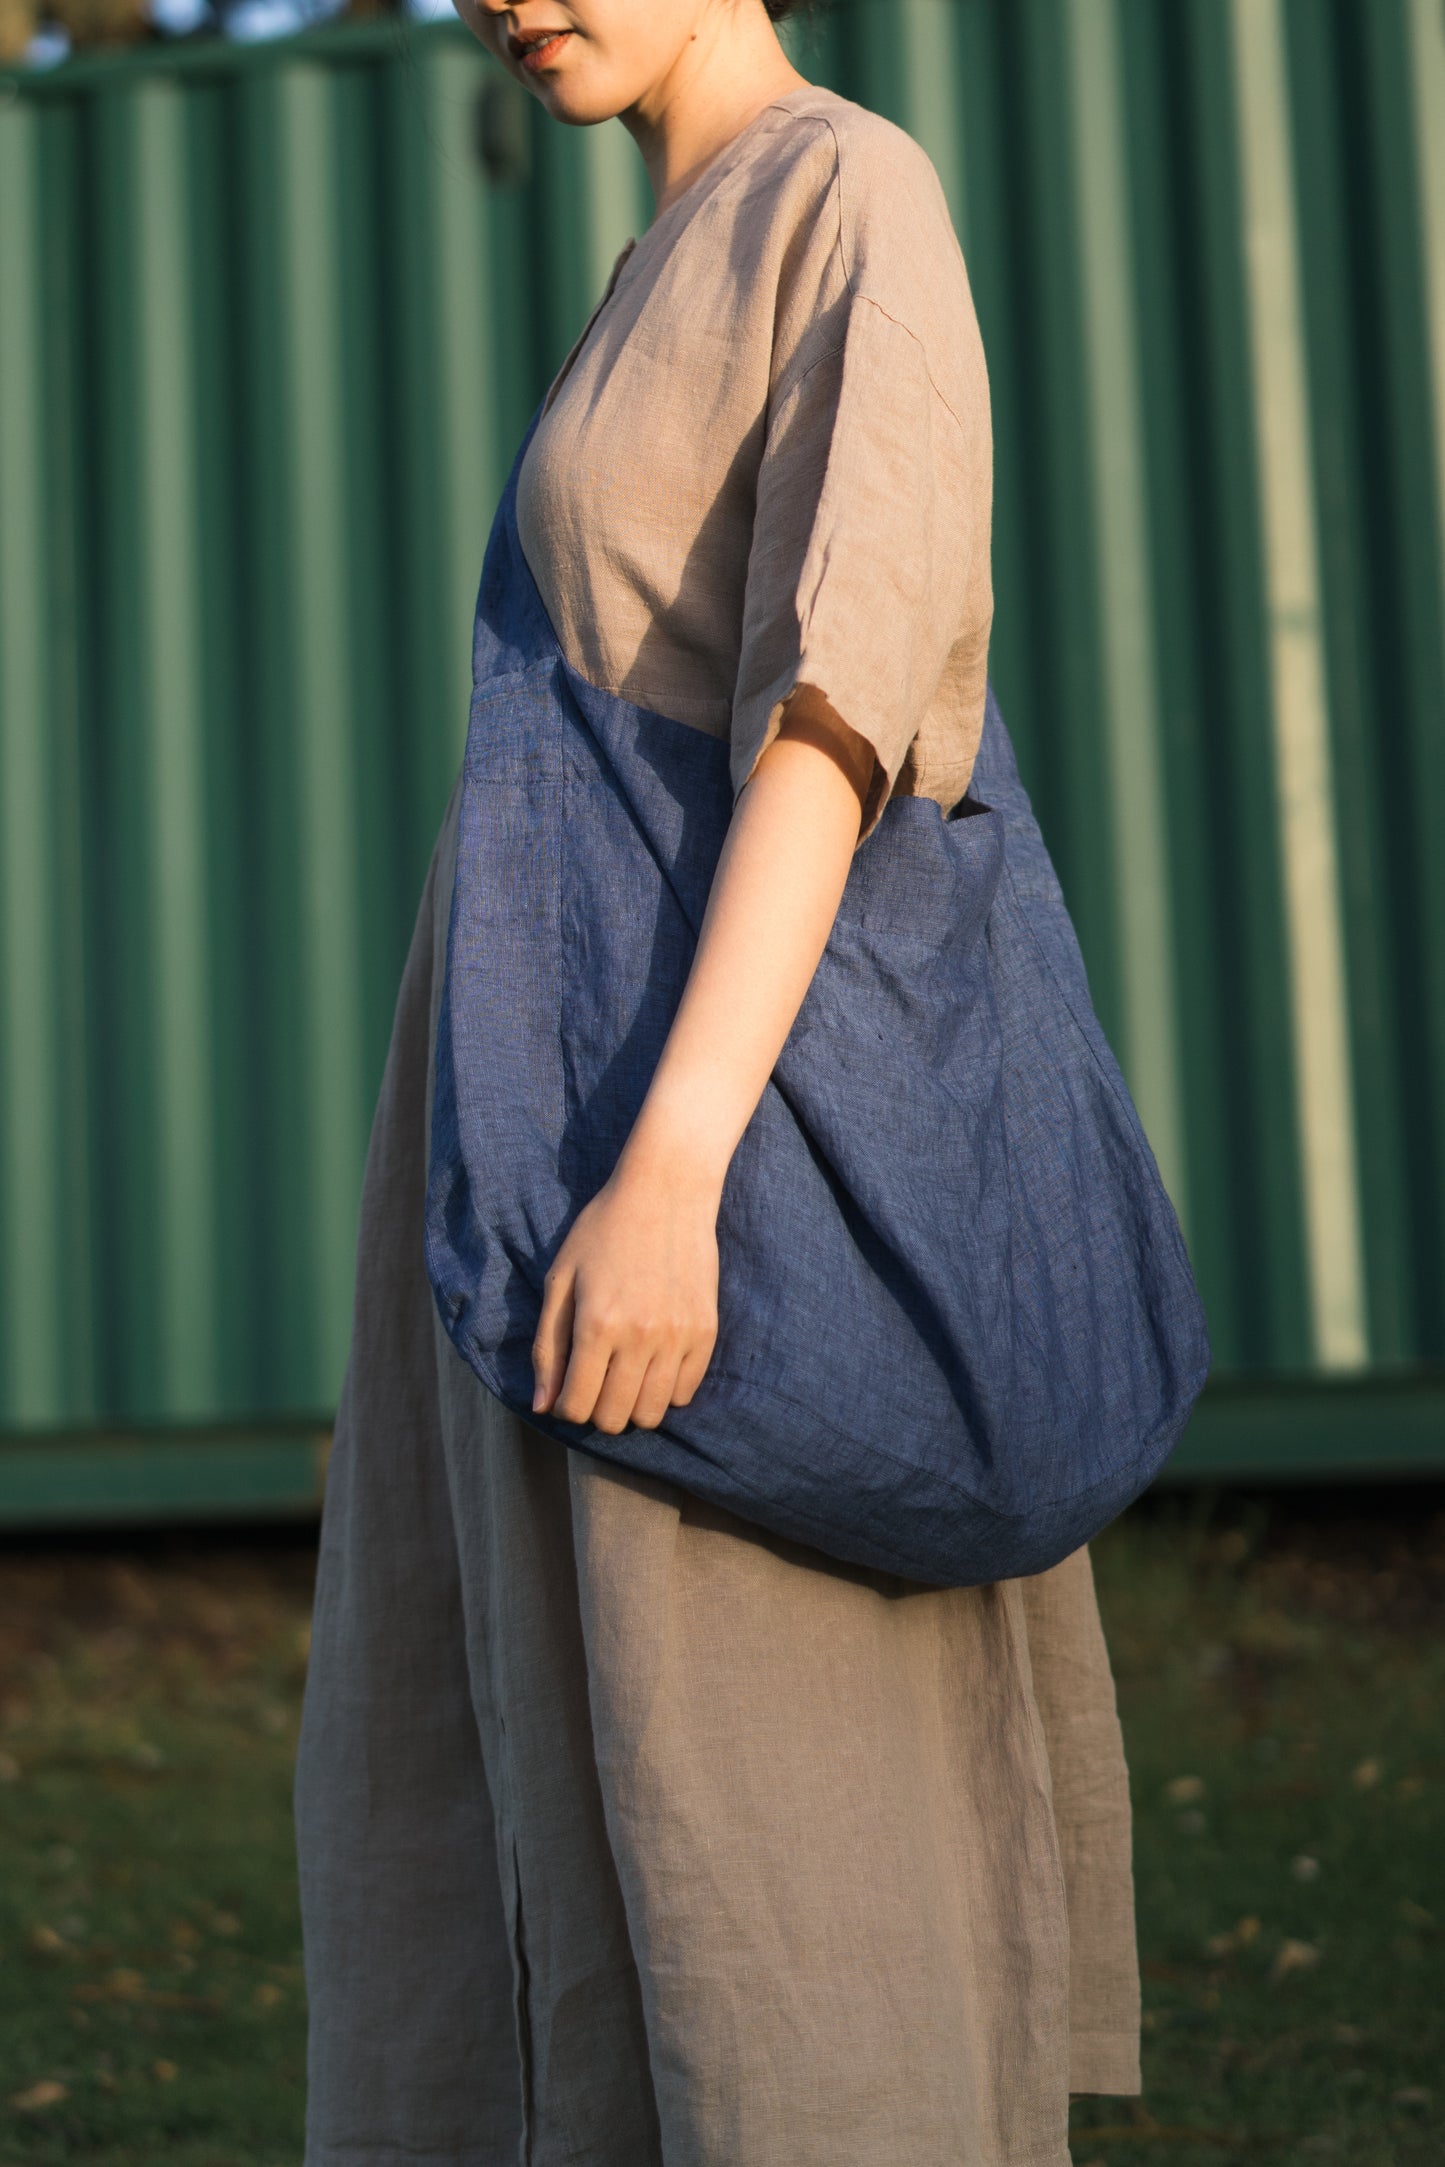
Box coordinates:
[531,1141,721,1433]
[530,686,875,1435]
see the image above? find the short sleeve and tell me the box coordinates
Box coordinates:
[730,292,982,845]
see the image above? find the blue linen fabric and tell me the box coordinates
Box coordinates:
[424,418,1211,1587]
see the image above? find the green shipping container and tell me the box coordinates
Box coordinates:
[1,1,1443,1525]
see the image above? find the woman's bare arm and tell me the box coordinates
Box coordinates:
[530,691,877,1433]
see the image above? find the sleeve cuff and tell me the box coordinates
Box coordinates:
[734,680,899,848]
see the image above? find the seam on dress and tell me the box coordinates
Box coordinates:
[758,117,847,417]
[770,338,849,423]
[810,106,973,437]
[850,292,972,439]
[509,1835,537,2165]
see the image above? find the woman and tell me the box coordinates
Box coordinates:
[294,3,1145,2161]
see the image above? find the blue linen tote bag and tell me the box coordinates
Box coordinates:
[424,417,1211,1588]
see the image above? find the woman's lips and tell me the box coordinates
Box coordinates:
[515,29,573,73]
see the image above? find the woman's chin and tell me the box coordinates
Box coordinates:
[532,82,627,127]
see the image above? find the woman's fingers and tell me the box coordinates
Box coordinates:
[547,1307,614,1425]
[531,1265,576,1413]
[629,1348,685,1432]
[672,1332,717,1408]
[588,1342,656,1435]
[551,1316,705,1432]
[592,1325,717,1432]
[531,1196,721,1429]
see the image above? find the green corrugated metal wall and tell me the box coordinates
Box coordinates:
[1,0,1443,1522]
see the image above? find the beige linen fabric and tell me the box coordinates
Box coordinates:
[516,85,994,841]
[295,779,1142,2167]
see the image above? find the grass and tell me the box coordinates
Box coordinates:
[0,1547,311,2166]
[0,1486,1441,2165]
[1073,1487,1444,2167]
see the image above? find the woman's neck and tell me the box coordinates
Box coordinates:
[620,11,809,218]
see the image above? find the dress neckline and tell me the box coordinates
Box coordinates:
[535,87,840,423]
[620,84,838,275]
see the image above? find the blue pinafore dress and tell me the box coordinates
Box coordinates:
[422,418,1209,1588]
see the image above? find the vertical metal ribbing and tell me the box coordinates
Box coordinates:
[131,80,220,1410]
[388,36,508,862]
[0,105,65,1421]
[274,63,367,1394]
[1228,0,1368,1368]
[1405,0,1445,686]
[1065,0,1189,1228]
[894,0,967,238]
[425,43,505,765]
[3,9,1444,1485]
[1398,0,1445,1360]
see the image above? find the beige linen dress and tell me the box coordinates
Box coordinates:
[295,83,1141,2167]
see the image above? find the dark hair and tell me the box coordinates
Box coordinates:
[762,0,817,19]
